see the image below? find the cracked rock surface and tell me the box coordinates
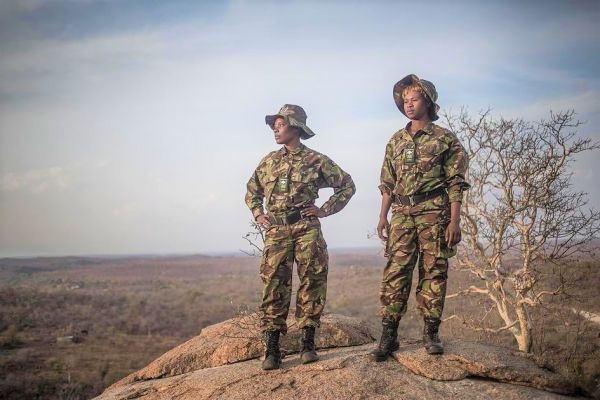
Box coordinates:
[107,313,375,389]
[393,340,578,395]
[96,314,582,400]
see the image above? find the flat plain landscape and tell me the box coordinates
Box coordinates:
[1,249,598,399]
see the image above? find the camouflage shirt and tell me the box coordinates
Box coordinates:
[379,122,470,203]
[246,143,355,218]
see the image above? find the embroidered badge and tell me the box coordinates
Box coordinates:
[277,177,289,192]
[404,143,416,164]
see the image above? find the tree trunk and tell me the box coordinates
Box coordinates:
[515,303,532,352]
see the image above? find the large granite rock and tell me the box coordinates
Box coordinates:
[97,314,582,400]
[109,313,375,389]
[97,344,581,400]
[393,339,578,395]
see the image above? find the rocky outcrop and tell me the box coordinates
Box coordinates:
[393,339,578,395]
[109,313,374,389]
[98,314,582,400]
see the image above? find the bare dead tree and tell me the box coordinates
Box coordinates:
[443,109,600,353]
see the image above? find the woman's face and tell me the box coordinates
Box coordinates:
[272,117,299,145]
[403,88,430,121]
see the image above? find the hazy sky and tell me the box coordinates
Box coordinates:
[1,0,599,257]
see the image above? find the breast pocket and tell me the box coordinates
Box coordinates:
[290,170,319,199]
[261,174,279,205]
[393,149,413,174]
[393,140,418,171]
[419,140,449,177]
[260,173,279,189]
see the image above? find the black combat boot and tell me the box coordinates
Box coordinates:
[300,326,319,364]
[371,317,400,362]
[262,330,282,370]
[423,318,444,355]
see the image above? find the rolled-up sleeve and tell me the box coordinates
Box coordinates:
[379,141,395,196]
[245,165,265,219]
[319,156,356,217]
[443,134,470,203]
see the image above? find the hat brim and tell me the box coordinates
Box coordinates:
[265,114,315,140]
[393,75,440,121]
[265,114,282,128]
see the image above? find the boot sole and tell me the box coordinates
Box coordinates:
[371,348,399,362]
[262,363,281,370]
[262,358,282,370]
[371,341,400,362]
[301,350,319,364]
[426,346,444,355]
[372,354,390,362]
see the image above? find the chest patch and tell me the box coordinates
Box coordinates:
[277,177,289,193]
[404,143,416,164]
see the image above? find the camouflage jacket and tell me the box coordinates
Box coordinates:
[246,143,355,218]
[379,122,470,203]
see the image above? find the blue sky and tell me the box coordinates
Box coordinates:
[0,0,598,256]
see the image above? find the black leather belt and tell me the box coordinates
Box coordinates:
[268,209,302,225]
[394,187,447,206]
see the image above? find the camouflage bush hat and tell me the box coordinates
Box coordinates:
[393,74,440,121]
[265,104,315,140]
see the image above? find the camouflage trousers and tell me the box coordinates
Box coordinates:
[379,198,456,321]
[259,217,328,334]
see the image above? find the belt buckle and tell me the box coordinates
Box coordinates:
[408,195,415,206]
[287,210,301,224]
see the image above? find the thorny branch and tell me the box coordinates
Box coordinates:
[240,221,265,257]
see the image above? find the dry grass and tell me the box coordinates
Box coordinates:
[0,251,598,399]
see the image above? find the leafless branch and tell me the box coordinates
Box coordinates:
[240,221,265,257]
[446,285,489,299]
[442,109,600,353]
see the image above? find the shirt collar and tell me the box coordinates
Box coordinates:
[404,121,434,136]
[279,142,306,156]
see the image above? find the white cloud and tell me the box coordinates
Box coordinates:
[509,90,600,121]
[0,1,598,256]
[0,166,69,193]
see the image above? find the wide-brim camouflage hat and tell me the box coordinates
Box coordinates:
[265,104,315,140]
[393,74,440,121]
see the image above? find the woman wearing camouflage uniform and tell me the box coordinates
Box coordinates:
[245,104,355,370]
[372,75,470,361]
